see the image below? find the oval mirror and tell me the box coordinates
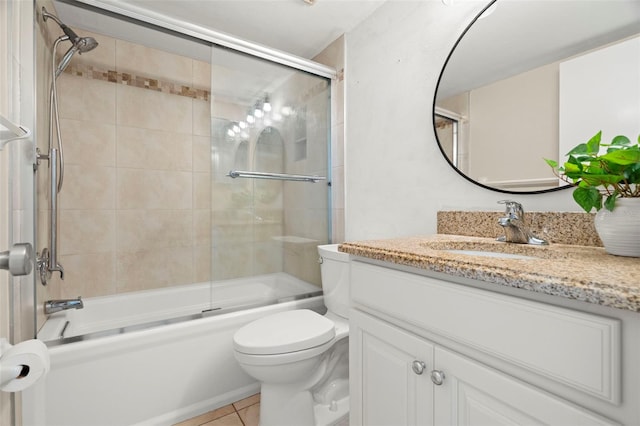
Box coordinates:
[434,0,640,193]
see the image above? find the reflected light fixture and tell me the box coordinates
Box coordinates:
[254,102,264,119]
[263,94,272,112]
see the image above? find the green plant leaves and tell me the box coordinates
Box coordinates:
[547,131,640,211]
[600,147,640,165]
[604,193,618,211]
[573,186,602,213]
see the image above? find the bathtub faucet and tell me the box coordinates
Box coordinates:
[44,297,83,314]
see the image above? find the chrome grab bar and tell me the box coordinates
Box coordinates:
[37,148,64,285]
[227,170,326,183]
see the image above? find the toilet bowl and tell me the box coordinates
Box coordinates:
[233,244,350,426]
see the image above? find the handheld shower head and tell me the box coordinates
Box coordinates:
[55,36,99,77]
[43,7,99,77]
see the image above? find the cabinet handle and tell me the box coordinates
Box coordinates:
[411,360,426,375]
[430,370,445,385]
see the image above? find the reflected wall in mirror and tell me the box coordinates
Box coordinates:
[434,0,640,193]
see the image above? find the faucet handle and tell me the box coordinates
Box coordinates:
[498,200,524,218]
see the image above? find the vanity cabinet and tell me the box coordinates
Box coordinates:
[349,260,635,426]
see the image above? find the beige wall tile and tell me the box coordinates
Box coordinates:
[59,164,116,210]
[59,210,115,255]
[193,135,211,172]
[193,99,211,136]
[116,85,192,134]
[194,209,211,246]
[254,241,282,275]
[116,39,193,85]
[212,210,254,245]
[117,168,192,210]
[61,119,116,166]
[117,210,193,252]
[117,246,194,291]
[193,60,211,89]
[193,172,211,209]
[194,244,211,283]
[211,242,254,280]
[117,126,193,171]
[58,76,116,123]
[58,253,116,298]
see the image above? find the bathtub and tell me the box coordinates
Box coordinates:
[23,273,324,426]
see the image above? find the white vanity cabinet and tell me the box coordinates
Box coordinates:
[349,260,637,426]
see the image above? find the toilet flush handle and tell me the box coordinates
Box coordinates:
[318,256,323,264]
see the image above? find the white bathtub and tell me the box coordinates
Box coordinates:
[23,273,324,426]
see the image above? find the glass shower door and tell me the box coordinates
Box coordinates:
[209,45,331,304]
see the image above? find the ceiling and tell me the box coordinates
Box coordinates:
[54,0,387,60]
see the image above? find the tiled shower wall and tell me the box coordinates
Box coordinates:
[39,28,213,306]
[36,21,345,321]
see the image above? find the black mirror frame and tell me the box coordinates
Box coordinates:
[432,0,570,195]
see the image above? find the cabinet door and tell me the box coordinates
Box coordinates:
[433,347,618,426]
[350,310,434,426]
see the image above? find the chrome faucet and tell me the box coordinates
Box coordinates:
[44,297,83,314]
[496,200,548,245]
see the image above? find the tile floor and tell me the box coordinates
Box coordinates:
[174,393,260,426]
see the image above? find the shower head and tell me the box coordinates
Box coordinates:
[55,36,99,77]
[43,7,99,77]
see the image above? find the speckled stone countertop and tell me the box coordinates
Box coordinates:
[339,234,640,312]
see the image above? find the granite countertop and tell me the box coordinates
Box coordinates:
[339,234,640,312]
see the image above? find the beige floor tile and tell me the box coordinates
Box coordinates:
[237,402,260,426]
[232,393,261,411]
[202,412,244,426]
[173,404,235,426]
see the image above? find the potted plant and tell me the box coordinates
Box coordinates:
[545,131,640,257]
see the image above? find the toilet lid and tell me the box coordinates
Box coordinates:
[234,310,335,355]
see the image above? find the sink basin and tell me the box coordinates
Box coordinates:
[444,249,538,260]
[419,239,552,260]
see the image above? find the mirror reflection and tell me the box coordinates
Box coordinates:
[434,0,640,193]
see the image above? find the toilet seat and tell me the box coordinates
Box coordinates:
[234,309,335,355]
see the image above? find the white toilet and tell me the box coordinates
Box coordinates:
[233,244,350,426]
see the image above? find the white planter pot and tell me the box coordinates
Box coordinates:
[594,198,640,257]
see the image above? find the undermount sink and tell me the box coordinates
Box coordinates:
[420,239,552,260]
[443,249,538,260]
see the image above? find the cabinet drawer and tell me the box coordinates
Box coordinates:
[351,261,621,404]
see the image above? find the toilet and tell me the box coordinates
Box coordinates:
[233,244,350,426]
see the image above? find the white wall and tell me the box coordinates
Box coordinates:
[344,0,578,241]
[559,36,640,157]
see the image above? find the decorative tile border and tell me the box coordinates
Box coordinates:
[66,62,330,106]
[437,210,602,247]
[67,63,211,101]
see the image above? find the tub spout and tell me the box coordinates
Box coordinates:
[44,297,83,314]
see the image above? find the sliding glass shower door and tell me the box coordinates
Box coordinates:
[209,46,331,288]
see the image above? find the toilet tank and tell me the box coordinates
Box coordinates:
[318,244,351,319]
